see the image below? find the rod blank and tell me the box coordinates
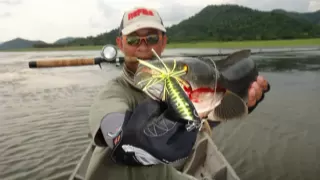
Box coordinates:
[28,58,99,68]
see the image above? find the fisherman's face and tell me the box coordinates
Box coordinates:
[116,28,167,72]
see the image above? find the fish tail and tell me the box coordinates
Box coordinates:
[208,90,248,121]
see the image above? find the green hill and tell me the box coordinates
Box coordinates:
[1,4,320,50]
[66,4,320,46]
[304,10,320,24]
[54,37,79,44]
[166,5,320,42]
[272,9,320,25]
[67,28,119,46]
[0,38,47,50]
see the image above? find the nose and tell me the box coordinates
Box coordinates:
[137,39,148,50]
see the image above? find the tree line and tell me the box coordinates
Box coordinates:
[33,5,320,48]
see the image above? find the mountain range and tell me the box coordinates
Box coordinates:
[0,37,79,50]
[0,4,319,50]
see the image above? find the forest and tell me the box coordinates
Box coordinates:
[34,5,320,48]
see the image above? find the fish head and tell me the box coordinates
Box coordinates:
[177,57,220,90]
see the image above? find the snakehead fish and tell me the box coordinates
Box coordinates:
[134,49,258,132]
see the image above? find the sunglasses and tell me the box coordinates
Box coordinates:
[124,34,162,46]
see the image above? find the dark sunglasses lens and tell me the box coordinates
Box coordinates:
[146,35,159,44]
[126,36,140,45]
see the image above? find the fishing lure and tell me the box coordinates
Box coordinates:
[136,49,204,131]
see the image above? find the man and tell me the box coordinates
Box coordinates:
[85,7,270,180]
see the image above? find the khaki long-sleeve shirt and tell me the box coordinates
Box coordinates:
[85,66,240,180]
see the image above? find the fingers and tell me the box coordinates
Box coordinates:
[257,75,269,92]
[247,80,263,107]
[247,75,270,108]
[247,75,270,111]
[252,81,263,100]
[247,87,257,107]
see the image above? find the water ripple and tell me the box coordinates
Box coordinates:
[1,50,319,180]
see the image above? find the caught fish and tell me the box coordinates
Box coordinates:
[135,49,203,131]
[133,49,258,126]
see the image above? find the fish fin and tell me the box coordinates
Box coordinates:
[214,49,251,70]
[215,49,258,99]
[209,90,248,121]
[226,49,251,61]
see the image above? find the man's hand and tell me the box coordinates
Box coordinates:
[108,98,198,166]
[247,75,270,108]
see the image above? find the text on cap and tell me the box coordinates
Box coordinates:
[128,8,154,20]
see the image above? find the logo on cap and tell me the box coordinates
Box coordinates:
[113,133,121,146]
[128,8,154,20]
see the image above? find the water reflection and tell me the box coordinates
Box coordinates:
[0,49,319,180]
[253,51,320,72]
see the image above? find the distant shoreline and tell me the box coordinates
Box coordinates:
[1,38,319,52]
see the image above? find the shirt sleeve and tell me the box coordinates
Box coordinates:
[88,81,130,147]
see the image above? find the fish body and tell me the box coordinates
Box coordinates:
[133,49,258,124]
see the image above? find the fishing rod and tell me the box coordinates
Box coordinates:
[28,45,123,69]
[27,44,261,69]
[27,43,318,69]
[27,44,262,106]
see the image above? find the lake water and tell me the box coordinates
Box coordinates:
[0,48,320,180]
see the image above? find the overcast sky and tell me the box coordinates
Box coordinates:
[0,0,319,43]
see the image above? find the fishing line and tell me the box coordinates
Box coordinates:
[209,57,219,105]
[200,57,220,136]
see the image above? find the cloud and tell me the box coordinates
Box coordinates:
[0,12,11,18]
[308,0,320,12]
[0,0,22,5]
[0,0,318,43]
[156,3,203,26]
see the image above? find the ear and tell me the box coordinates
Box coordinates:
[116,36,123,51]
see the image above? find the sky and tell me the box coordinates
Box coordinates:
[0,0,319,43]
